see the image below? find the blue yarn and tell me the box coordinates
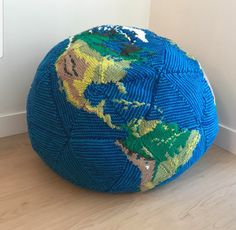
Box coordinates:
[27,25,218,193]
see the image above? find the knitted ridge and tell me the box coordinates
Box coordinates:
[27,25,218,193]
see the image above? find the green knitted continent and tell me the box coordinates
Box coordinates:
[120,119,200,190]
[72,31,144,61]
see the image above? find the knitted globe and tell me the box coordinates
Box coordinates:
[27,25,218,193]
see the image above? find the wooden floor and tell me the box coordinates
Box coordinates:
[0,134,236,230]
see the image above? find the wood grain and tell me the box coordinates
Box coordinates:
[0,134,236,230]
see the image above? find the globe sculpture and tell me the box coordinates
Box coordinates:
[27,25,218,192]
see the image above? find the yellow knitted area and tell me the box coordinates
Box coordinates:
[112,99,146,110]
[55,40,132,129]
[128,118,160,137]
[115,82,127,94]
[84,100,118,129]
[145,130,200,189]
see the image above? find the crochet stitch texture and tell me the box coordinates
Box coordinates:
[27,25,218,192]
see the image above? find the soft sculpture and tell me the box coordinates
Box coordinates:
[27,25,218,192]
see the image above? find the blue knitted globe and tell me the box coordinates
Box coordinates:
[27,25,218,193]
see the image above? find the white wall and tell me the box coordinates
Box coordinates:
[0,0,151,137]
[149,0,236,154]
[0,0,3,57]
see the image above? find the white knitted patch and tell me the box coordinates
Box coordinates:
[122,26,148,43]
[66,35,74,50]
[198,62,216,104]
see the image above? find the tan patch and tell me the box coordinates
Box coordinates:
[56,49,88,81]
[115,140,156,191]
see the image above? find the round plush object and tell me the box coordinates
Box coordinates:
[27,25,218,193]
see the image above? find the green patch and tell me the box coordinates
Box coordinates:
[120,118,200,188]
[72,31,143,61]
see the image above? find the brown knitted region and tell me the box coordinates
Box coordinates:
[56,49,88,81]
[115,141,155,191]
[56,49,89,108]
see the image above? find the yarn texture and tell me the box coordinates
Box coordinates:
[27,25,218,192]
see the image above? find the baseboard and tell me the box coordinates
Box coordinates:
[215,124,236,155]
[0,111,27,138]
